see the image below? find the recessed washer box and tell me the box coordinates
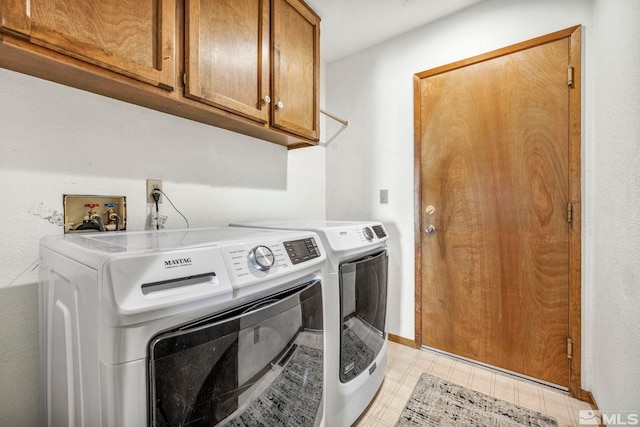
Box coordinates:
[63,194,127,233]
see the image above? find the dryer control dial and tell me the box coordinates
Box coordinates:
[249,245,275,271]
[362,227,375,241]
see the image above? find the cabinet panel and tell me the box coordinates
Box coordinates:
[186,0,270,123]
[0,0,30,35]
[1,0,175,89]
[271,0,319,140]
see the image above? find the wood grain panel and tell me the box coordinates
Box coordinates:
[32,0,156,66]
[568,26,583,399]
[418,37,572,387]
[186,0,270,123]
[271,0,319,140]
[0,0,31,36]
[1,0,175,88]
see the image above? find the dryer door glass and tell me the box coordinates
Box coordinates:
[148,280,324,426]
[339,249,388,383]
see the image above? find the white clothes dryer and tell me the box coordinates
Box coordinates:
[39,227,327,426]
[230,220,389,427]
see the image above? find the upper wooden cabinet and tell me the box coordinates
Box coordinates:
[185,0,271,123]
[271,0,320,141]
[0,0,320,147]
[0,0,176,89]
[185,0,320,141]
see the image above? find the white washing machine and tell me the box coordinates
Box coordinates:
[39,227,327,427]
[230,220,389,427]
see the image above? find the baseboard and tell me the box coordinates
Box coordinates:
[581,390,599,408]
[581,390,607,426]
[388,333,419,348]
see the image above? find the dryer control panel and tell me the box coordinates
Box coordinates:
[324,223,388,252]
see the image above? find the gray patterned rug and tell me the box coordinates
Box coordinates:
[226,345,323,427]
[341,329,375,381]
[396,373,558,427]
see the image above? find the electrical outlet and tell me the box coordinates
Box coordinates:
[380,189,389,204]
[146,179,162,203]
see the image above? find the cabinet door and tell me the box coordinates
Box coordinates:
[185,0,270,123]
[271,0,320,141]
[0,0,175,90]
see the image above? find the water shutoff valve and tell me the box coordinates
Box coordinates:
[104,203,122,231]
[64,195,127,233]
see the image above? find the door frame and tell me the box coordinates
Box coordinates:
[413,26,583,398]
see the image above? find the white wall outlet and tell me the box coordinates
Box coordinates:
[147,179,163,203]
[380,189,389,204]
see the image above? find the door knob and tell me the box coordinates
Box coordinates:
[424,225,436,234]
[276,100,284,111]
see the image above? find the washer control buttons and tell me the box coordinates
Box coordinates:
[284,238,320,264]
[249,245,275,271]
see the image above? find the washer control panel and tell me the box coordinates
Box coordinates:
[221,234,324,289]
[284,238,321,264]
[224,243,283,280]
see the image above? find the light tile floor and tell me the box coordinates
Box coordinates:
[354,341,593,427]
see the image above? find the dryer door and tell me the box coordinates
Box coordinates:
[339,249,388,383]
[148,280,324,426]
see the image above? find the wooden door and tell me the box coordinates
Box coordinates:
[271,0,320,141]
[0,0,175,89]
[185,0,270,123]
[415,29,581,388]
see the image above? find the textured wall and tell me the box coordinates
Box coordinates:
[589,0,640,413]
[0,284,39,426]
[0,68,326,425]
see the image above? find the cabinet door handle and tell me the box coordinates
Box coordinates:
[276,100,284,111]
[263,95,271,104]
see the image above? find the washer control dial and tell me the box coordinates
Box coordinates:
[249,245,275,271]
[362,227,374,241]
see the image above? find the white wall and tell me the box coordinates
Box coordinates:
[589,0,640,414]
[0,68,326,425]
[325,0,639,411]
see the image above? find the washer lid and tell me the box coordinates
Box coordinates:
[231,219,371,231]
[39,227,319,270]
[44,227,293,253]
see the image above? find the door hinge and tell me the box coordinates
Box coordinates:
[567,65,575,88]
[567,202,573,224]
[567,337,574,359]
